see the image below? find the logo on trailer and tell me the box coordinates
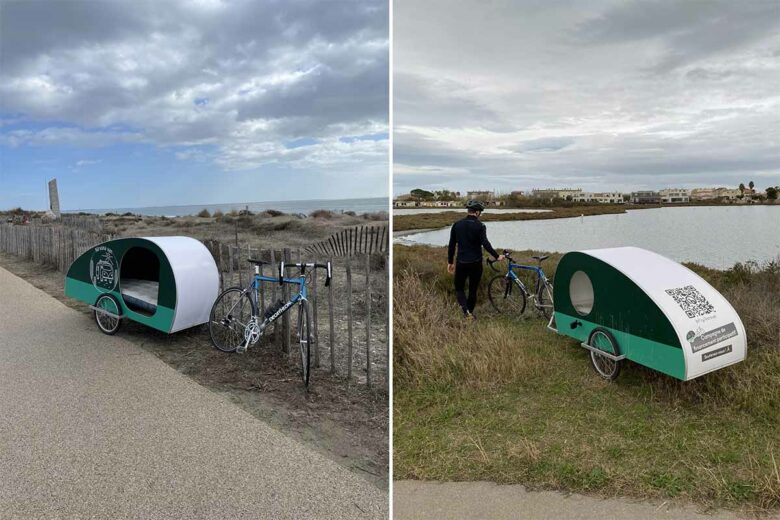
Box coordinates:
[90,246,118,292]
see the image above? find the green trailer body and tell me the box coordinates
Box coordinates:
[552,247,746,381]
[65,236,218,333]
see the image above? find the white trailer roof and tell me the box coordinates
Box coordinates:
[580,246,746,379]
[145,236,219,333]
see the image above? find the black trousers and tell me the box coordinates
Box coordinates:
[454,261,483,314]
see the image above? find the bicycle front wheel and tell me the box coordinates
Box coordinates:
[488,275,526,314]
[537,281,554,319]
[297,300,312,387]
[209,287,255,353]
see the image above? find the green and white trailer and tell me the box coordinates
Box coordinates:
[551,246,746,381]
[65,236,219,335]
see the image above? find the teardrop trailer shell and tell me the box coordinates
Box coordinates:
[552,246,746,381]
[65,236,219,334]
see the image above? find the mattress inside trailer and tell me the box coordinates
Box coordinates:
[121,278,159,314]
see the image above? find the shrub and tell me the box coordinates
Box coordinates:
[197,209,211,218]
[363,211,389,221]
[213,209,224,218]
[264,209,285,217]
[310,209,335,219]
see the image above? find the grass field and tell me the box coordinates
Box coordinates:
[393,245,780,511]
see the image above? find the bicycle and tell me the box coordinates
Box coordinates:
[486,250,554,319]
[208,258,332,387]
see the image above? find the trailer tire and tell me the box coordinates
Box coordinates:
[94,294,122,335]
[588,328,621,381]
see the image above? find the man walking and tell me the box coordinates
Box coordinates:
[447,200,504,318]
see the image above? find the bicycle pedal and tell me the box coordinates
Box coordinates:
[236,343,248,354]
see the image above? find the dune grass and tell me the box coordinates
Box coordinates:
[393,245,780,511]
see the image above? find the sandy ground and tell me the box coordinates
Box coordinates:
[0,250,388,488]
[102,211,386,251]
[394,481,777,520]
[0,265,387,518]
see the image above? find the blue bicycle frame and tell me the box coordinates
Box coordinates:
[250,269,307,325]
[504,262,548,295]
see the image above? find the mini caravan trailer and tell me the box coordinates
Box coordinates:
[552,246,746,381]
[65,237,219,335]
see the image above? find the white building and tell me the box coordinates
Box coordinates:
[466,191,494,201]
[572,192,625,204]
[531,188,582,200]
[690,187,719,200]
[659,188,690,203]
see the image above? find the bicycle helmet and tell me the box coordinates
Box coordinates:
[465,199,485,212]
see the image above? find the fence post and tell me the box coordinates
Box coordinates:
[312,262,320,368]
[328,256,336,373]
[346,254,353,381]
[218,244,225,292]
[365,253,372,388]
[258,249,266,318]
[282,248,291,354]
[228,245,234,288]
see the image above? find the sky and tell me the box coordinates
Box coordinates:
[394,0,780,196]
[0,0,388,211]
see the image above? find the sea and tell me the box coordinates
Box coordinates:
[67,197,389,217]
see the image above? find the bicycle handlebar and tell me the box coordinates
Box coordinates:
[278,261,332,287]
[486,249,514,271]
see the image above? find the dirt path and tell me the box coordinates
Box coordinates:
[394,481,776,520]
[0,266,387,518]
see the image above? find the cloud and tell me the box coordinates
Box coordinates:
[0,0,388,172]
[394,0,780,195]
[75,159,101,167]
[0,127,144,148]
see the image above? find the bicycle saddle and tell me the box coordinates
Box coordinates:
[531,255,549,262]
[247,258,269,265]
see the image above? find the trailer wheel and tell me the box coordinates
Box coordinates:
[94,294,122,335]
[588,328,621,381]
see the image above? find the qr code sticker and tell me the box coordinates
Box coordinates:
[665,285,716,318]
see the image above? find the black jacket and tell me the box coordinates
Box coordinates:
[448,215,499,264]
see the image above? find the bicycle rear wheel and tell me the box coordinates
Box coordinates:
[537,281,554,319]
[487,275,526,314]
[297,300,312,387]
[209,287,255,353]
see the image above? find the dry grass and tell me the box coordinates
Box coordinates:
[393,205,635,232]
[99,210,385,252]
[394,245,780,511]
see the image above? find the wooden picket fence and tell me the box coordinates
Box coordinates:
[305,224,388,257]
[0,223,110,272]
[204,239,388,389]
[0,223,388,390]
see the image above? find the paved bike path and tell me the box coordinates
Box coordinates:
[0,266,386,519]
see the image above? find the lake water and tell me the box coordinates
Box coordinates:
[393,208,551,215]
[69,197,389,217]
[398,206,780,269]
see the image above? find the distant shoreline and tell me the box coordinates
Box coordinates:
[57,196,389,217]
[393,201,777,232]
